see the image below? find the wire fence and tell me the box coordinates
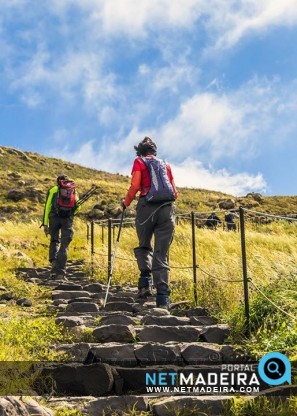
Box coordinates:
[86,206,297,335]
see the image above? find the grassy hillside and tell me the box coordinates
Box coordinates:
[1,145,296,222]
[0,147,296,353]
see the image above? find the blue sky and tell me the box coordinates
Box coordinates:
[1,0,297,196]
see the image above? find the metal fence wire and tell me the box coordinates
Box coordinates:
[87,206,297,335]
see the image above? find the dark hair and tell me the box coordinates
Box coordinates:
[134,137,157,157]
[57,174,69,185]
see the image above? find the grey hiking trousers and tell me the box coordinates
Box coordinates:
[49,215,74,276]
[134,197,175,295]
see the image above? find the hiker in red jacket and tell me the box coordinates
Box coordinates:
[122,137,178,308]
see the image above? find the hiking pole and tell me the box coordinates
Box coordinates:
[76,186,98,208]
[103,209,125,308]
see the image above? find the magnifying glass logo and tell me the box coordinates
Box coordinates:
[267,361,282,376]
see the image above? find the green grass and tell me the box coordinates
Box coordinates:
[230,396,297,416]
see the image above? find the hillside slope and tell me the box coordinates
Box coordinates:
[0,145,296,221]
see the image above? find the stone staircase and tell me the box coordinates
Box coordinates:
[8,260,272,415]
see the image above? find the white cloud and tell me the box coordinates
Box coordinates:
[138,62,198,94]
[10,48,118,110]
[149,77,297,162]
[156,92,245,159]
[48,0,297,49]
[209,0,297,49]
[87,0,202,36]
[0,0,297,59]
[172,158,266,195]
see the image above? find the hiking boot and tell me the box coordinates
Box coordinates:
[156,294,170,309]
[137,287,152,299]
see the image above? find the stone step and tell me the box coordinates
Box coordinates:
[139,315,218,326]
[34,363,249,397]
[90,323,230,344]
[56,310,134,318]
[104,301,136,313]
[136,325,230,344]
[52,291,93,300]
[83,395,149,416]
[108,295,136,303]
[100,314,137,326]
[56,341,234,366]
[65,302,100,313]
[44,395,236,416]
[55,283,84,291]
[0,396,55,416]
[150,396,235,416]
[171,307,209,317]
[140,315,188,326]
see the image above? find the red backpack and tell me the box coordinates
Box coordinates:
[57,179,76,217]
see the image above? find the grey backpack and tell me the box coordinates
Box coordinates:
[142,157,175,203]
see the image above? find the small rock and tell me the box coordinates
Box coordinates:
[93,324,136,343]
[8,172,22,179]
[16,298,32,307]
[0,396,28,415]
[89,208,105,220]
[145,308,170,317]
[55,316,85,328]
[66,302,99,313]
[23,397,54,415]
[138,326,201,343]
[84,396,149,416]
[100,315,136,326]
[199,325,230,344]
[0,292,14,301]
[218,198,236,210]
[246,192,263,202]
[83,283,103,293]
[104,302,134,313]
[7,189,26,202]
[56,343,90,362]
[89,343,137,366]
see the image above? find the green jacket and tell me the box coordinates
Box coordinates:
[42,185,81,226]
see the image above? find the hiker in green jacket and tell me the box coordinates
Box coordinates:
[42,175,80,279]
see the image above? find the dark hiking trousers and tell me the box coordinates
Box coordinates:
[134,197,175,297]
[49,215,74,276]
[227,222,236,231]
